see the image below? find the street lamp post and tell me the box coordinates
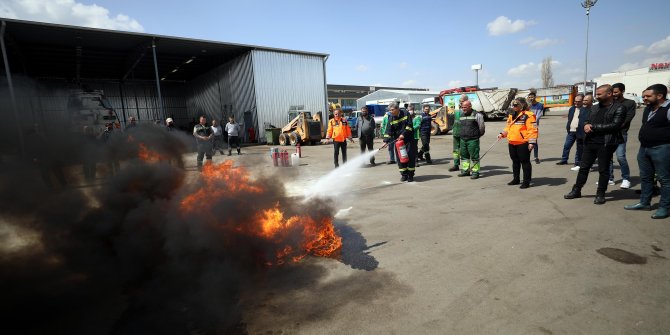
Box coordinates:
[471,64,482,88]
[581,0,598,94]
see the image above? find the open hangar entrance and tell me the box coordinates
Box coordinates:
[0,18,328,155]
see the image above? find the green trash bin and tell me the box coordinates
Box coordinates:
[265,128,281,145]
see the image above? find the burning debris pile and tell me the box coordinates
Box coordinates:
[0,126,341,334]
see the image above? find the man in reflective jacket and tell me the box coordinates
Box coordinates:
[326,109,354,168]
[384,102,416,182]
[458,101,485,179]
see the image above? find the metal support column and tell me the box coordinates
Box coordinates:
[151,38,165,122]
[118,82,127,126]
[0,21,25,157]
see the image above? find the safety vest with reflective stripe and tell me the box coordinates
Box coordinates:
[503,111,538,145]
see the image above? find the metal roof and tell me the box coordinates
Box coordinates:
[0,18,328,82]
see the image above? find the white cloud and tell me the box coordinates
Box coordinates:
[625,45,645,54]
[0,0,144,32]
[402,79,417,86]
[355,65,369,72]
[507,62,536,76]
[399,62,408,69]
[648,35,670,55]
[616,54,670,72]
[520,37,560,49]
[487,16,536,36]
[447,80,462,87]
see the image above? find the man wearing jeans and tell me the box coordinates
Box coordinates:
[608,83,637,189]
[557,94,586,168]
[625,84,670,219]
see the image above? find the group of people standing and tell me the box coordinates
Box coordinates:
[192,115,242,171]
[560,83,669,219]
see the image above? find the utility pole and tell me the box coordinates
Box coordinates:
[581,0,598,94]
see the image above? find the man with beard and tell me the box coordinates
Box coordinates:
[384,102,416,182]
[625,84,670,219]
[564,85,624,204]
[356,106,376,166]
[416,104,434,165]
[608,83,637,189]
[193,115,213,171]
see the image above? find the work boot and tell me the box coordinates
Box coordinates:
[400,174,408,182]
[408,172,415,182]
[593,192,606,205]
[651,208,669,219]
[237,148,241,155]
[425,153,432,164]
[624,203,651,211]
[520,181,530,189]
[470,173,479,180]
[458,170,470,177]
[507,179,520,185]
[564,186,582,199]
[448,166,459,172]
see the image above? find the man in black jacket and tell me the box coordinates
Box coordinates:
[384,102,416,182]
[624,84,670,219]
[564,85,624,204]
[557,94,586,168]
[608,82,637,189]
[357,106,376,166]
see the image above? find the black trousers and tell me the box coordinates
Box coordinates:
[508,143,532,182]
[397,139,417,176]
[333,141,347,167]
[359,135,375,163]
[575,143,617,193]
[196,141,213,167]
[418,133,430,156]
[227,136,241,151]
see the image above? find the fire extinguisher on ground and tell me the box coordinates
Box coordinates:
[395,139,409,164]
[296,142,302,158]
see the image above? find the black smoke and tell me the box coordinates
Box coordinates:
[0,124,343,335]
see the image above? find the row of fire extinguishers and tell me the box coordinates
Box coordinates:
[271,143,302,167]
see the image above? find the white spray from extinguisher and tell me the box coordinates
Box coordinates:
[302,149,379,201]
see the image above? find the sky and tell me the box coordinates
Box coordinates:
[1,0,669,90]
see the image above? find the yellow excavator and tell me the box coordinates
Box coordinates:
[278,110,323,145]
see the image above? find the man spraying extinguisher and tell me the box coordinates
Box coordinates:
[383,102,417,182]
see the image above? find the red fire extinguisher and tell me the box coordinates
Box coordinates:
[282,150,289,167]
[296,142,302,158]
[395,139,409,163]
[272,151,279,167]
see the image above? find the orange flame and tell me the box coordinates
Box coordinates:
[180,161,341,266]
[138,143,167,162]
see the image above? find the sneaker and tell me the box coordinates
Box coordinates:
[570,166,580,171]
[620,179,631,189]
[556,161,568,165]
[595,180,616,186]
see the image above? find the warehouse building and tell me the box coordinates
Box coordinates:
[0,18,328,145]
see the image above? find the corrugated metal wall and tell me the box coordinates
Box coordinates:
[186,52,256,140]
[251,50,327,141]
[0,76,188,129]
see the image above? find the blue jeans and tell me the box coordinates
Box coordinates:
[638,143,670,208]
[560,132,583,165]
[609,133,630,181]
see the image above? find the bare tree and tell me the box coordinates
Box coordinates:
[541,56,554,88]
